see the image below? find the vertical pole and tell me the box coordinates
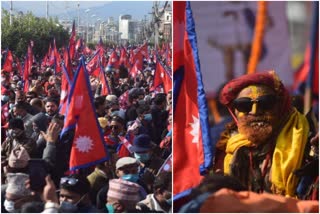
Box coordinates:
[10,0,13,26]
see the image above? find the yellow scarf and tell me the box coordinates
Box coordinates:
[224,108,309,197]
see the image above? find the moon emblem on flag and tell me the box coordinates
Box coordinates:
[189,115,200,143]
[75,136,93,153]
[161,72,164,78]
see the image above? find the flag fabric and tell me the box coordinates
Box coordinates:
[23,45,33,93]
[3,50,13,72]
[157,153,172,176]
[59,64,72,116]
[53,39,62,73]
[69,20,76,60]
[62,57,108,170]
[99,59,111,96]
[119,48,129,68]
[173,1,212,200]
[129,60,139,79]
[63,48,74,82]
[151,58,172,93]
[86,50,100,75]
[118,136,134,154]
[1,102,9,126]
[107,51,119,70]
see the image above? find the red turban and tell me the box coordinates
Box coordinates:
[219,70,291,115]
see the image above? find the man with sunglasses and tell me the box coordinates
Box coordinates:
[58,174,100,213]
[214,71,317,199]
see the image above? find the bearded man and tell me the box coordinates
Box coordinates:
[214,71,318,199]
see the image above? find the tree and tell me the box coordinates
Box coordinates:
[1,9,69,60]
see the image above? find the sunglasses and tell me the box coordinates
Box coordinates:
[232,94,277,113]
[60,177,79,186]
[110,125,120,130]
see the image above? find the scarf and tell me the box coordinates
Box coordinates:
[224,108,309,197]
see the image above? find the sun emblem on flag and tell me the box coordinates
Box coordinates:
[75,136,93,153]
[60,90,67,100]
[161,72,164,78]
[189,115,200,144]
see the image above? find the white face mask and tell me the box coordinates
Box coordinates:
[4,199,16,213]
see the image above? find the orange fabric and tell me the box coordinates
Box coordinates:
[200,188,319,213]
[247,1,267,74]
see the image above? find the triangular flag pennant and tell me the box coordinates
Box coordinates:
[3,50,13,72]
[62,57,108,170]
[69,20,76,60]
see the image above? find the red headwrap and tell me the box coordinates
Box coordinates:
[219,70,291,117]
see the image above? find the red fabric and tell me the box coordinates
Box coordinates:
[63,60,107,170]
[219,71,291,115]
[107,51,119,69]
[151,60,172,93]
[173,1,205,196]
[23,45,33,93]
[3,50,13,72]
[69,21,76,60]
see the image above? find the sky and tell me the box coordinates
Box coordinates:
[1,1,155,21]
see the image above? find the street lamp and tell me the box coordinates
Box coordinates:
[85,9,90,43]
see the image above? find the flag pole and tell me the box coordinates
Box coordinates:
[304,1,318,114]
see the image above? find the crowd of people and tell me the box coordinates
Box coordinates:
[1,41,173,213]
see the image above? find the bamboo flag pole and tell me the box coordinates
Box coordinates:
[247,1,267,74]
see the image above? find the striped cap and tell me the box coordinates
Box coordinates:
[107,179,140,203]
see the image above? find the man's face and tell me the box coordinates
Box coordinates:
[45,102,58,116]
[234,85,280,145]
[59,188,81,205]
[15,91,26,103]
[12,107,24,118]
[110,120,123,136]
[116,164,139,177]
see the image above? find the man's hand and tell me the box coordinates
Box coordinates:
[40,122,61,143]
[42,175,59,203]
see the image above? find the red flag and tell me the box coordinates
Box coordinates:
[69,20,76,60]
[75,38,83,52]
[119,48,129,68]
[86,50,100,76]
[157,153,172,176]
[16,58,22,76]
[131,49,144,71]
[53,39,62,73]
[63,48,74,81]
[62,57,108,170]
[23,45,33,92]
[99,59,110,96]
[107,51,119,70]
[129,61,139,79]
[138,42,149,60]
[151,59,172,93]
[173,1,212,199]
[3,50,13,72]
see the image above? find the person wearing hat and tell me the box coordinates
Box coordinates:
[136,171,172,213]
[3,173,38,213]
[1,118,36,161]
[215,71,318,199]
[95,157,148,211]
[131,134,164,193]
[12,102,34,138]
[105,178,141,213]
[58,174,100,213]
[30,112,49,158]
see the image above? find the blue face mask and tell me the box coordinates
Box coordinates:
[143,113,152,121]
[134,152,151,163]
[166,198,172,205]
[106,204,115,213]
[121,174,139,183]
[59,201,78,212]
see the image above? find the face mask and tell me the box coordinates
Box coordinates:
[15,115,22,119]
[143,113,152,121]
[134,153,151,163]
[106,204,115,213]
[4,199,16,213]
[9,103,14,109]
[2,95,9,102]
[121,174,139,183]
[59,201,78,213]
[11,84,16,89]
[166,198,172,205]
[33,126,40,133]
